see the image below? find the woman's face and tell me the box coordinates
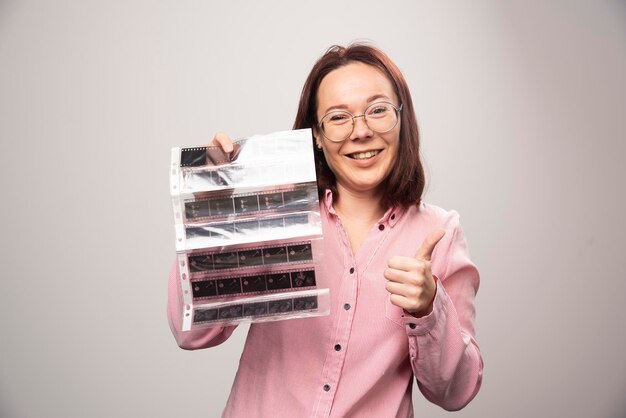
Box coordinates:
[315,62,400,198]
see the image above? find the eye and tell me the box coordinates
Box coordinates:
[325,112,351,124]
[367,103,391,117]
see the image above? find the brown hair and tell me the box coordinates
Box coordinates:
[293,43,425,209]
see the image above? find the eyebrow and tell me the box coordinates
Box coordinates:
[322,94,392,114]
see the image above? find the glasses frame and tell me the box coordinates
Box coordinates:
[318,101,403,143]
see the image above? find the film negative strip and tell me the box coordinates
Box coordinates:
[192,294,320,325]
[180,144,242,167]
[183,184,317,222]
[191,267,317,300]
[174,161,316,194]
[183,212,321,251]
[187,241,314,274]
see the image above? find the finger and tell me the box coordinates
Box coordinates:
[384,266,424,285]
[387,256,424,272]
[385,281,420,299]
[385,280,403,295]
[389,293,414,311]
[211,132,234,153]
[415,228,446,261]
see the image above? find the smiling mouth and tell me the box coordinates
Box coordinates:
[347,150,382,160]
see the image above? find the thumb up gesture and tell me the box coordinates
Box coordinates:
[384,229,446,317]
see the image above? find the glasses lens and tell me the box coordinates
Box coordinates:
[365,102,398,133]
[321,111,353,142]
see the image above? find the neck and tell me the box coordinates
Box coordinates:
[334,184,386,224]
[332,184,387,255]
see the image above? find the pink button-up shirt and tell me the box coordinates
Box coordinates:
[168,192,483,417]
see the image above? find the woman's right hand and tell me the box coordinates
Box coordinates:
[210,132,234,153]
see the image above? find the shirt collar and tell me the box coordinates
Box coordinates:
[323,189,404,228]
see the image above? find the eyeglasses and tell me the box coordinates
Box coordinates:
[318,101,402,143]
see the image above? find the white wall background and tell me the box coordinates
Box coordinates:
[1,1,625,417]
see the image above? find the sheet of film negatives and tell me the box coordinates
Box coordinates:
[190,288,330,328]
[181,183,318,224]
[170,129,317,196]
[172,130,328,330]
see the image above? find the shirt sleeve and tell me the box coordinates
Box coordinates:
[167,261,238,350]
[401,211,483,411]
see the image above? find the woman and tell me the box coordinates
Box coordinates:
[168,44,483,417]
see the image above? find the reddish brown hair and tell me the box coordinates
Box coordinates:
[293,43,425,209]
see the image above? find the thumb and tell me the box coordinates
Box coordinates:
[415,228,446,261]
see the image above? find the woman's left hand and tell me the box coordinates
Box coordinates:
[384,229,446,317]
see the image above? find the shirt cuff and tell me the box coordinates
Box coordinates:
[402,277,444,336]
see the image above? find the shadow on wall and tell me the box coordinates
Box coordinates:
[610,396,626,418]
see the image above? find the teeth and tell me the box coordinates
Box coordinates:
[351,150,380,160]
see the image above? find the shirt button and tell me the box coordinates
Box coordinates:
[378,224,385,231]
[349,267,354,274]
[334,344,342,351]
[343,303,351,310]
[409,323,417,329]
[323,384,331,392]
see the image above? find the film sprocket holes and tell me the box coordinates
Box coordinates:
[171,129,330,331]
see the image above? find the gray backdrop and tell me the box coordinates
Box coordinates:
[1,1,625,417]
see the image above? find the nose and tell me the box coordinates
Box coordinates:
[350,114,373,140]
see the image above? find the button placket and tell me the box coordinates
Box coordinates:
[337,266,355,354]
[322,261,356,404]
[320,270,354,410]
[316,209,358,413]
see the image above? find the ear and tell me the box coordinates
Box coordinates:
[312,129,323,150]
